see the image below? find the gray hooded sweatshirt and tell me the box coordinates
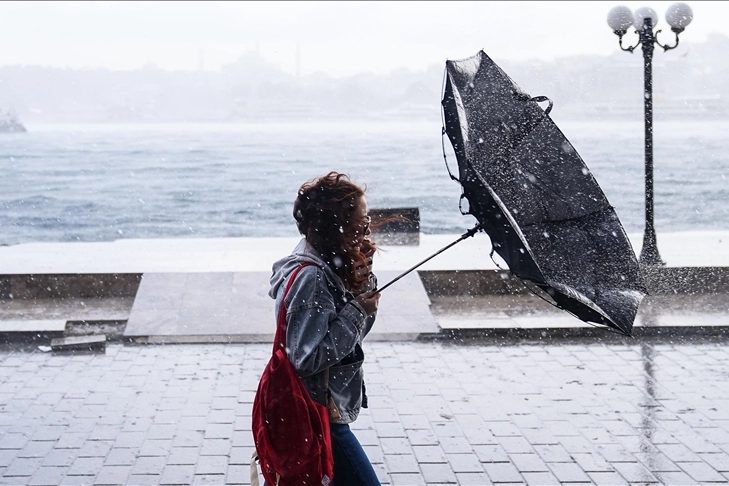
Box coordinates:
[269,238,376,424]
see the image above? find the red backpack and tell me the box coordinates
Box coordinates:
[251,263,334,486]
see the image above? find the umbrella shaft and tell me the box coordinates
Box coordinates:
[375,225,480,294]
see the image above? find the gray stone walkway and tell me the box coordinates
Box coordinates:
[1,337,729,485]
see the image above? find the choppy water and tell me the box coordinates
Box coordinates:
[1,120,727,245]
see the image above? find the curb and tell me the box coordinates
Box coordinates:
[420,325,729,344]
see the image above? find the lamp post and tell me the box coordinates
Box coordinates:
[607,3,693,266]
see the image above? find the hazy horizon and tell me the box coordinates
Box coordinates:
[2,1,729,78]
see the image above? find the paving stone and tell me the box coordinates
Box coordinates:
[59,475,95,486]
[587,470,628,485]
[30,426,64,443]
[438,437,472,454]
[0,475,31,486]
[447,453,483,473]
[226,464,248,485]
[208,409,235,425]
[194,455,228,475]
[611,461,660,483]
[229,447,254,467]
[375,421,407,439]
[521,471,562,485]
[5,458,43,477]
[203,424,233,440]
[0,451,16,468]
[67,457,104,476]
[593,443,637,463]
[390,473,426,485]
[657,443,705,463]
[146,424,177,441]
[40,449,76,468]
[160,465,195,485]
[570,452,614,473]
[381,438,413,455]
[547,462,592,483]
[384,454,419,474]
[126,474,160,485]
[131,456,167,475]
[27,466,67,486]
[482,462,523,483]
[497,436,533,454]
[192,474,226,485]
[510,453,550,473]
[558,434,597,453]
[454,472,493,485]
[487,422,522,438]
[93,465,131,485]
[17,441,53,457]
[200,439,230,456]
[420,463,457,483]
[401,415,432,431]
[654,470,706,485]
[410,446,445,464]
[432,421,465,439]
[473,445,510,463]
[76,441,114,459]
[139,439,172,457]
[700,452,729,472]
[112,432,146,449]
[520,428,559,447]
[679,460,728,483]
[533,444,573,463]
[633,451,683,472]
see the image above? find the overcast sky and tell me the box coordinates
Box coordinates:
[2,1,728,77]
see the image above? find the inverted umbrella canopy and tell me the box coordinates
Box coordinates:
[441,50,646,336]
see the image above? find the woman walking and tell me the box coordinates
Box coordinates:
[267,171,381,485]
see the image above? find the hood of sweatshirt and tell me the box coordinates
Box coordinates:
[269,238,346,299]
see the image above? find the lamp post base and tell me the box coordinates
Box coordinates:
[639,231,664,266]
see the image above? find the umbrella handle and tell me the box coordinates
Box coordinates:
[374,224,482,294]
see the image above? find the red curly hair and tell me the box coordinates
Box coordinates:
[293,172,375,292]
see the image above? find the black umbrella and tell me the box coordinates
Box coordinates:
[378,50,645,336]
[439,50,646,336]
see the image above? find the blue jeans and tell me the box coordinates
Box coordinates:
[263,423,380,486]
[330,422,381,486]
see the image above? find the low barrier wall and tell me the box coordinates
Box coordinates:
[0,274,141,299]
[418,267,729,296]
[1,267,728,300]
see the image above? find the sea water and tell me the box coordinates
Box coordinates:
[1,120,728,245]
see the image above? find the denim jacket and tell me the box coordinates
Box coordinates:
[269,238,376,424]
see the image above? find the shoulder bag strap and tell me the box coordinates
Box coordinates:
[272,263,314,354]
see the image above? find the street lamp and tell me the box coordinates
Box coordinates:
[607,3,693,266]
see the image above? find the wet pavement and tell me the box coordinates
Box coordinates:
[1,336,729,485]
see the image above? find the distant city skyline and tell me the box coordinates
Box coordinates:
[2,1,729,77]
[3,30,729,124]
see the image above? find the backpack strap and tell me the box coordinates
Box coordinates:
[273,263,315,353]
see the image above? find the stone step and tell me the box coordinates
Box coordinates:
[0,319,67,333]
[50,335,106,351]
[124,270,439,343]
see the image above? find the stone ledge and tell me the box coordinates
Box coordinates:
[419,267,729,296]
[0,274,142,299]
